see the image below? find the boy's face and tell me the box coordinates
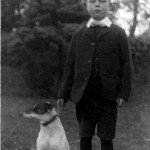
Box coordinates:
[86,0,110,21]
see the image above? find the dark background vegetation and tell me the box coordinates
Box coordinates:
[1,0,150,150]
[2,0,150,97]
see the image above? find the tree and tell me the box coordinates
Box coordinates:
[3,0,68,96]
[1,0,24,32]
[116,0,150,38]
[2,0,149,95]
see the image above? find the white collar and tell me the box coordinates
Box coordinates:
[86,17,112,28]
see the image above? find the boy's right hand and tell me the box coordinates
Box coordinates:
[57,98,65,109]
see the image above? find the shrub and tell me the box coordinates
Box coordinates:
[129,36,150,84]
[1,31,25,66]
[1,26,67,97]
[21,26,67,97]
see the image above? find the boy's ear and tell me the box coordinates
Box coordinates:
[81,0,87,5]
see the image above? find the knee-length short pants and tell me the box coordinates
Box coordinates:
[75,81,118,140]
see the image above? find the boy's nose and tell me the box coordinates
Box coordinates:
[95,0,100,7]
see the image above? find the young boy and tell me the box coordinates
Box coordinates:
[57,0,132,150]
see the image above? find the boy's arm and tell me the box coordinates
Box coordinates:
[57,33,77,102]
[118,29,133,102]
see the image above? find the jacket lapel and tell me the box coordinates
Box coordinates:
[97,26,110,39]
[84,26,94,41]
[81,25,111,60]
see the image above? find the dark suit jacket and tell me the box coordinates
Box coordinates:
[57,24,133,103]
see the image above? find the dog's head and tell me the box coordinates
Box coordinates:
[23,102,57,123]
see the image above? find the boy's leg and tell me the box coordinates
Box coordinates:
[80,137,92,150]
[75,81,102,150]
[97,103,117,150]
[76,97,97,150]
[100,139,113,150]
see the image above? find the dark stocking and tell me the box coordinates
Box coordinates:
[80,137,92,150]
[101,139,113,150]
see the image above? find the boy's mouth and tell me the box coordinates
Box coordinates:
[95,10,101,13]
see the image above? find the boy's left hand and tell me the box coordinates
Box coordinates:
[117,97,125,107]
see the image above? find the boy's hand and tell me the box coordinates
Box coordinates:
[117,97,125,107]
[57,98,65,109]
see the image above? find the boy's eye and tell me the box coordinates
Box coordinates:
[100,0,107,3]
[89,0,96,3]
[89,0,107,3]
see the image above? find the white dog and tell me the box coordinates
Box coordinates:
[23,102,70,150]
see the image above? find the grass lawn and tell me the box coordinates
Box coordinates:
[1,66,150,150]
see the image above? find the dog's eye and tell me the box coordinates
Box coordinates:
[33,106,39,113]
[33,103,46,114]
[34,108,46,114]
[32,102,52,114]
[33,104,38,112]
[37,109,46,114]
[44,103,52,112]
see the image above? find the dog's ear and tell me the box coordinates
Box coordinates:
[44,102,53,113]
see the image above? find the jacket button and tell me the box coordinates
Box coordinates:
[91,43,95,46]
[88,60,92,63]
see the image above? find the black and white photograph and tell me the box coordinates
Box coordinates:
[1,0,150,150]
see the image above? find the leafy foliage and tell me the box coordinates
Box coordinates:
[130,32,150,83]
[1,0,150,97]
[1,31,25,66]
[1,0,24,32]
[21,26,66,97]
